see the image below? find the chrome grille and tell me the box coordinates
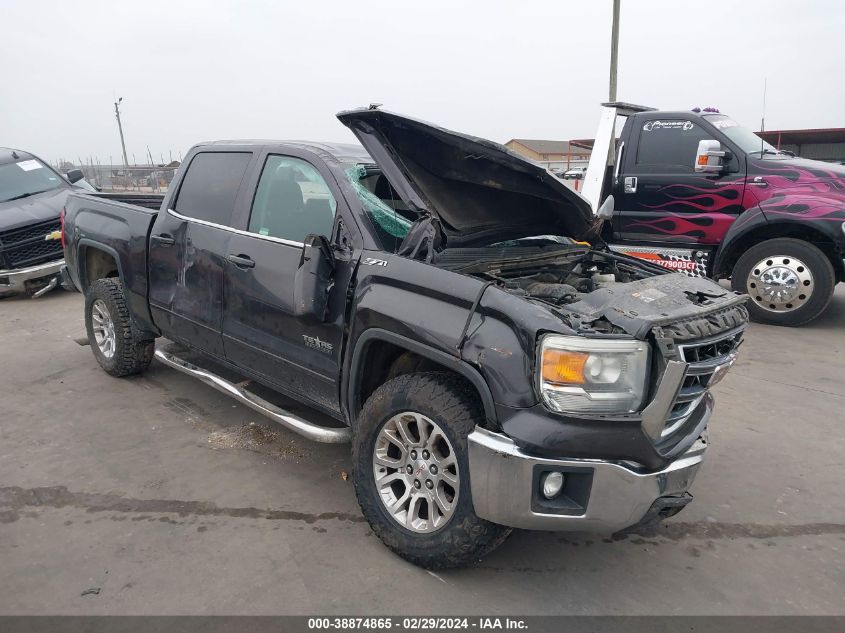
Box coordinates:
[657,326,745,446]
[678,331,743,364]
[0,219,63,269]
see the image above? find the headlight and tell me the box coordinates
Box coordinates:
[539,335,649,414]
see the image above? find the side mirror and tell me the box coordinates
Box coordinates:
[66,168,84,184]
[596,195,615,219]
[694,140,731,173]
[294,234,335,321]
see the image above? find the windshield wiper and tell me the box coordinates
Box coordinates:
[2,189,51,202]
[748,148,793,157]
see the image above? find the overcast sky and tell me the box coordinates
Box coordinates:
[2,0,843,165]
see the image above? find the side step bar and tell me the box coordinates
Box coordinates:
[153,349,352,444]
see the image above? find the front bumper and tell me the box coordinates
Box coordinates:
[468,426,708,532]
[0,259,65,297]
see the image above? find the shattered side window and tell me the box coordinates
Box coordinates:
[345,165,412,248]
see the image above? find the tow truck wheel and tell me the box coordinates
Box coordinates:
[85,278,155,377]
[352,372,511,569]
[732,238,835,326]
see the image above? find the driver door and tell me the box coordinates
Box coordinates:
[614,118,745,246]
[221,150,350,415]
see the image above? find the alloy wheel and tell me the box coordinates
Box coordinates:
[372,411,460,534]
[91,299,116,358]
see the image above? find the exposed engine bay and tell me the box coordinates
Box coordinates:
[438,245,663,307]
[435,243,747,338]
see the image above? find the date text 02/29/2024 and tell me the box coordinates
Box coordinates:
[307,617,528,630]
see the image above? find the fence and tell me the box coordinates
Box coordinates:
[58,162,180,193]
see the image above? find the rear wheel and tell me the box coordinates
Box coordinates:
[352,372,510,569]
[85,278,155,376]
[732,238,835,326]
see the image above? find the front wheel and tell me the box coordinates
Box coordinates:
[732,238,835,326]
[352,372,510,569]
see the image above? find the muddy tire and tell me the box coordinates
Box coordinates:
[85,278,155,377]
[732,238,835,326]
[352,372,510,569]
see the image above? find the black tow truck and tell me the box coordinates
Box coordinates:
[62,108,747,568]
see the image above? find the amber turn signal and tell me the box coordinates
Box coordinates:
[542,349,588,385]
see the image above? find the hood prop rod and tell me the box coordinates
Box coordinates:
[456,280,495,355]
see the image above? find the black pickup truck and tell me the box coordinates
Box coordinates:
[63,108,748,568]
[0,146,162,298]
[0,148,99,297]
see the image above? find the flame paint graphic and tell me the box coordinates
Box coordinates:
[625,178,748,243]
[763,195,845,223]
[626,211,735,243]
[623,162,845,244]
[750,162,845,224]
[641,181,747,211]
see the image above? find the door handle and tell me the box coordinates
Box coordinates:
[748,176,768,187]
[151,233,175,246]
[624,176,637,193]
[227,254,255,269]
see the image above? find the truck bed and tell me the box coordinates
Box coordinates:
[92,191,166,210]
[63,192,164,333]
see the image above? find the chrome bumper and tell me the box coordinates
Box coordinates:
[468,427,708,532]
[0,259,65,296]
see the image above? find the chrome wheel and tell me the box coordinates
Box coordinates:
[91,299,116,358]
[372,412,460,534]
[747,255,813,313]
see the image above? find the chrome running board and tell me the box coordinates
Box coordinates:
[153,349,352,444]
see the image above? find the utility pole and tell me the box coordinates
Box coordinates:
[147,146,161,193]
[609,0,620,102]
[600,0,622,175]
[114,97,130,186]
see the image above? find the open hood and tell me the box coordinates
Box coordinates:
[337,108,593,247]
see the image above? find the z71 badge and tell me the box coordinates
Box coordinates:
[362,257,388,267]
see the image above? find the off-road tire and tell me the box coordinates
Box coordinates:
[352,372,511,569]
[85,278,155,376]
[732,238,835,326]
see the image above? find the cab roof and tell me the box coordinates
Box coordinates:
[0,148,35,166]
[191,140,371,164]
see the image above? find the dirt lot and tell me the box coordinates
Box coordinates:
[1,288,843,615]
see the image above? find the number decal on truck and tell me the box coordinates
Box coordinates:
[608,244,711,278]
